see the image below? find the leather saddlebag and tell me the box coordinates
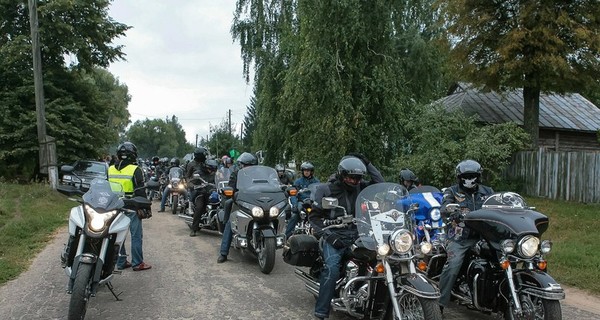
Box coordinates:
[283,234,319,267]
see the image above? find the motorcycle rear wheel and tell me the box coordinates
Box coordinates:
[68,263,93,320]
[386,293,442,320]
[257,237,276,274]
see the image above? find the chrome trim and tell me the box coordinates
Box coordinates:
[521,288,565,300]
[473,273,492,312]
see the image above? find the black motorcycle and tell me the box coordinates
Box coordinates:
[221,165,289,274]
[178,172,222,233]
[291,183,442,320]
[165,166,186,215]
[427,192,564,319]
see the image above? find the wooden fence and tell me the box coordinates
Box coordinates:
[508,148,600,203]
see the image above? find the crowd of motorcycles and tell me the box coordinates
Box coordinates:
[57,161,565,320]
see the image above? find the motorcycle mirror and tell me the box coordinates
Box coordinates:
[60,165,74,174]
[321,197,339,209]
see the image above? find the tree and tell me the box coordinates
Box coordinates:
[125,117,194,160]
[438,0,600,148]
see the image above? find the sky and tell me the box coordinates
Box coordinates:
[107,1,253,145]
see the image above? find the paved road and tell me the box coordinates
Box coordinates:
[0,201,598,320]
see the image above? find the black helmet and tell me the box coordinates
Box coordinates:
[300,161,315,172]
[237,152,258,168]
[152,156,159,163]
[170,157,180,167]
[275,164,285,172]
[205,159,218,171]
[455,159,482,191]
[194,147,208,162]
[338,156,366,186]
[116,142,137,161]
[399,168,418,184]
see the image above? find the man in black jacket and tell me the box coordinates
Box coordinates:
[309,154,384,320]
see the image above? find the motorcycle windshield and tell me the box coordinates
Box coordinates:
[236,165,281,193]
[355,183,411,251]
[82,178,124,211]
[168,167,183,180]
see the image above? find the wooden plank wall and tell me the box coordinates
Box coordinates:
[508,148,600,203]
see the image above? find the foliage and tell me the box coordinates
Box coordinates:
[0,1,130,179]
[124,116,194,160]
[0,182,73,285]
[392,105,530,188]
[437,0,600,147]
[200,119,243,159]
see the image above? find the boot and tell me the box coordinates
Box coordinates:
[190,230,197,237]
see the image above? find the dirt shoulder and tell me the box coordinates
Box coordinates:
[563,285,600,315]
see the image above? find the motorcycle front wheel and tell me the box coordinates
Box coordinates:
[386,292,442,320]
[171,195,179,215]
[68,263,93,320]
[504,294,562,320]
[257,237,276,274]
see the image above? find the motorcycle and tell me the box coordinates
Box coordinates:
[58,167,151,320]
[178,173,224,233]
[402,186,447,280]
[288,183,323,236]
[165,166,186,215]
[222,165,289,274]
[425,192,564,319]
[292,182,442,319]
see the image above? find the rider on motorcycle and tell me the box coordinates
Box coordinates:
[217,152,258,263]
[158,157,186,212]
[309,154,384,320]
[438,159,494,313]
[276,163,293,185]
[285,161,320,238]
[189,158,218,236]
[398,168,419,191]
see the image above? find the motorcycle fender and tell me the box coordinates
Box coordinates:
[109,213,131,243]
[398,273,440,299]
[514,269,565,300]
[68,206,85,235]
[260,228,276,238]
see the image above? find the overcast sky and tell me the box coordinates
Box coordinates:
[107,1,253,145]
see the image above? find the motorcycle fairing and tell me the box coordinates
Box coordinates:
[512,269,565,300]
[464,208,549,247]
[108,213,131,243]
[68,206,85,235]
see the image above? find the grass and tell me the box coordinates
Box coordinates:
[0,183,598,295]
[0,183,74,285]
[526,196,600,294]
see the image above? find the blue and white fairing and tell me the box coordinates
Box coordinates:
[398,186,445,243]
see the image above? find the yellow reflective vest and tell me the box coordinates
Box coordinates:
[108,164,138,195]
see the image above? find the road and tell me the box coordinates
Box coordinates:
[0,201,598,320]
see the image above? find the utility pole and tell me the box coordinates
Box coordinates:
[28,0,57,189]
[228,109,232,136]
[195,134,198,147]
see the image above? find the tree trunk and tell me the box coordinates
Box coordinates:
[523,85,540,149]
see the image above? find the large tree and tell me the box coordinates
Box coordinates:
[125,116,194,160]
[439,0,600,148]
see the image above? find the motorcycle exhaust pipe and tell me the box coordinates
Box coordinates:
[294,268,319,296]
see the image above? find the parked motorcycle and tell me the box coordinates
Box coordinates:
[178,172,223,233]
[292,182,442,319]
[222,165,288,274]
[58,168,151,320]
[165,166,186,215]
[426,192,564,319]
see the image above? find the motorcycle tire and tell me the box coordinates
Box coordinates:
[171,195,179,215]
[503,294,562,320]
[257,237,276,274]
[68,263,93,320]
[386,293,442,320]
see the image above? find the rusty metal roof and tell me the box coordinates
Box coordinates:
[437,84,600,133]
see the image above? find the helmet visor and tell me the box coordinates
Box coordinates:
[343,174,363,186]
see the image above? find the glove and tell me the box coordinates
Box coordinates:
[325,233,346,249]
[347,152,370,166]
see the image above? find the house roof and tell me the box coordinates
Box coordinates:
[436,83,600,133]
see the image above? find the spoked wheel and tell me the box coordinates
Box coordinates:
[257,236,276,274]
[387,292,441,320]
[503,294,562,320]
[68,263,93,320]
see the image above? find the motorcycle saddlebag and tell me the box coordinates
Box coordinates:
[283,234,319,267]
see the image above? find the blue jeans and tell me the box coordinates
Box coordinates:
[219,220,233,256]
[285,202,304,238]
[117,212,144,268]
[160,187,188,211]
[438,238,478,307]
[315,240,349,318]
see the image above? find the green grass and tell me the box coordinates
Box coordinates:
[526,197,600,294]
[0,183,74,285]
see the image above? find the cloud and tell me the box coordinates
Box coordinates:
[108,0,252,145]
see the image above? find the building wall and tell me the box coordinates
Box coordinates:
[539,129,600,152]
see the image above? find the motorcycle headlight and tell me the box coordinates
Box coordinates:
[62,175,72,181]
[430,208,441,221]
[518,235,540,258]
[420,242,432,255]
[377,244,391,256]
[167,184,173,189]
[251,206,264,218]
[269,207,279,218]
[178,183,185,190]
[500,239,516,254]
[390,229,413,254]
[540,240,552,254]
[84,205,118,233]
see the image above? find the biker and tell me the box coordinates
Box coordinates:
[398,168,419,191]
[158,157,186,212]
[216,152,258,263]
[276,163,293,185]
[438,159,494,313]
[309,154,384,320]
[285,161,319,238]
[189,158,218,237]
[217,156,233,181]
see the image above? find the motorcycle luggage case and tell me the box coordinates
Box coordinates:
[283,234,319,267]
